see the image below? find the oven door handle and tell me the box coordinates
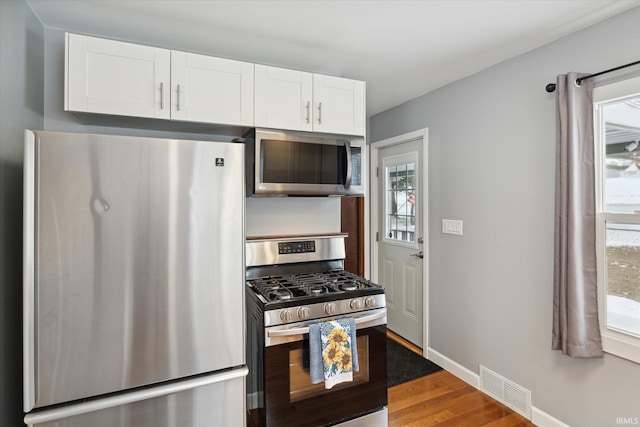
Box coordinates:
[267,310,386,338]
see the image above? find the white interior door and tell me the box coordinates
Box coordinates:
[378,137,425,347]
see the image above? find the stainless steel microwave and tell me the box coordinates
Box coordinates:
[244,128,365,196]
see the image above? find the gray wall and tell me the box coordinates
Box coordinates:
[370,7,640,427]
[0,0,45,425]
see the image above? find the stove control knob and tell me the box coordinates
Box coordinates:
[297,306,310,320]
[324,302,337,316]
[350,299,363,310]
[364,296,376,308]
[280,309,293,323]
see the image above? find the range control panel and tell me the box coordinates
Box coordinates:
[246,234,345,268]
[278,240,316,255]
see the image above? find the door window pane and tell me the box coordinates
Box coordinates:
[385,162,415,243]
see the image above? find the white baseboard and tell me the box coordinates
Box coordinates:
[425,347,570,427]
[426,347,479,388]
[531,407,571,427]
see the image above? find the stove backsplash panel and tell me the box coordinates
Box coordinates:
[245,197,341,237]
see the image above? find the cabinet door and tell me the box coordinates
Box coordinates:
[313,74,366,136]
[254,65,313,131]
[65,33,170,119]
[171,51,254,126]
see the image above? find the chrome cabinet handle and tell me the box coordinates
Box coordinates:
[317,102,322,124]
[410,251,424,259]
[176,84,181,111]
[160,82,165,109]
[305,101,310,123]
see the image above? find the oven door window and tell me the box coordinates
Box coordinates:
[289,336,370,402]
[264,325,387,427]
[261,139,348,185]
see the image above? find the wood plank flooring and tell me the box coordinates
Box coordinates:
[387,332,535,427]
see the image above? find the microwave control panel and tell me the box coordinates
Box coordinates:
[278,241,316,255]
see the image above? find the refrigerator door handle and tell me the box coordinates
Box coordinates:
[23,130,37,413]
[23,367,248,425]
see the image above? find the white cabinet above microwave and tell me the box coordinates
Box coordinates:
[65,33,254,127]
[254,64,366,136]
[170,51,254,126]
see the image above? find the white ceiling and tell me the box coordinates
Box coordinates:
[26,0,640,117]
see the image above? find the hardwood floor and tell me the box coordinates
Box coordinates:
[387,332,535,426]
[388,330,423,356]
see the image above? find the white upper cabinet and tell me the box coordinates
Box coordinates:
[254,64,313,132]
[65,33,365,134]
[65,33,254,126]
[313,74,365,136]
[255,65,366,136]
[65,33,171,119]
[171,51,254,126]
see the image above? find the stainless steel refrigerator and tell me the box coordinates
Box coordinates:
[23,130,247,427]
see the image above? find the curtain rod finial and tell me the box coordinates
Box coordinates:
[546,83,557,93]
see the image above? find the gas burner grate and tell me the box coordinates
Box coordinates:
[248,270,380,302]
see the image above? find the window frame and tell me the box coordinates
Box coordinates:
[593,75,640,364]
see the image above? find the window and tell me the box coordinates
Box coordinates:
[383,157,416,244]
[594,76,640,364]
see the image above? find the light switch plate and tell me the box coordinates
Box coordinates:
[442,219,463,235]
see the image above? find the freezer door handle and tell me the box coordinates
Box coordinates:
[23,367,248,425]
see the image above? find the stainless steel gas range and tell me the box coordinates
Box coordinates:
[245,234,388,427]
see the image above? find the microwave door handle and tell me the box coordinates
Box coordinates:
[267,310,387,338]
[344,140,352,190]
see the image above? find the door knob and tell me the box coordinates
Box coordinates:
[410,251,424,259]
[417,237,424,244]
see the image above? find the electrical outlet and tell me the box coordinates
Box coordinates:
[442,219,463,235]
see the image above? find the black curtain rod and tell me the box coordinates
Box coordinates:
[545,59,640,93]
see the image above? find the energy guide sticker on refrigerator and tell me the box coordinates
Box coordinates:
[23,130,247,427]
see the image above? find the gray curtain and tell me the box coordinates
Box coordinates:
[552,72,604,358]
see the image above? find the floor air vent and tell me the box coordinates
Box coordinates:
[479,365,531,419]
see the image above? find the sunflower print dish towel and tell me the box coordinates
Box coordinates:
[309,318,358,389]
